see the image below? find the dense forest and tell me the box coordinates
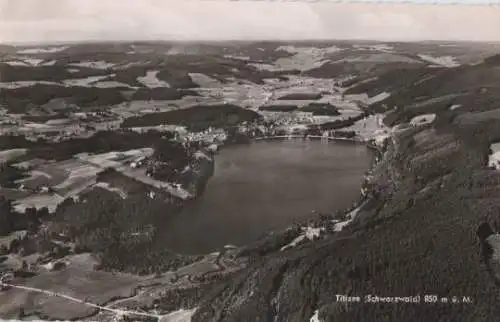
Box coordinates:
[301,102,341,116]
[147,140,192,182]
[0,164,27,188]
[0,130,176,161]
[258,105,298,112]
[277,93,323,100]
[0,129,201,274]
[121,104,262,131]
[48,188,196,274]
[0,196,49,238]
[319,112,368,131]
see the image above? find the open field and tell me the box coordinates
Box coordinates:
[1,147,192,212]
[0,251,243,320]
[0,149,27,163]
[0,253,143,319]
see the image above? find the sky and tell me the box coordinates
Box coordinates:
[0,0,499,44]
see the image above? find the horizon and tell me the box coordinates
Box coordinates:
[1,1,500,44]
[3,38,500,47]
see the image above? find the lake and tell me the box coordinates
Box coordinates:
[160,139,373,254]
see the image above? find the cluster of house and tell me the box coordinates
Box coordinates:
[129,156,147,169]
[180,127,228,145]
[261,111,333,127]
[238,119,343,139]
[0,111,122,142]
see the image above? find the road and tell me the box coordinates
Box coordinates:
[0,281,163,321]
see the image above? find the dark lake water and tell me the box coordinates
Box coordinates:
[160,139,373,254]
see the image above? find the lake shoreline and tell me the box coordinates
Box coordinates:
[172,133,377,256]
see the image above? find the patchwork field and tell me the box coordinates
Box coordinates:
[1,40,500,322]
[2,147,183,213]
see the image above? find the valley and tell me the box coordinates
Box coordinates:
[1,40,500,321]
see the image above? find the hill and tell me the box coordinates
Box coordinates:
[192,54,500,322]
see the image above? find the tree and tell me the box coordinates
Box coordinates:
[150,140,191,181]
[0,197,14,236]
[24,207,42,232]
[152,140,189,165]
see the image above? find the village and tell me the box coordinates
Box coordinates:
[0,78,394,215]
